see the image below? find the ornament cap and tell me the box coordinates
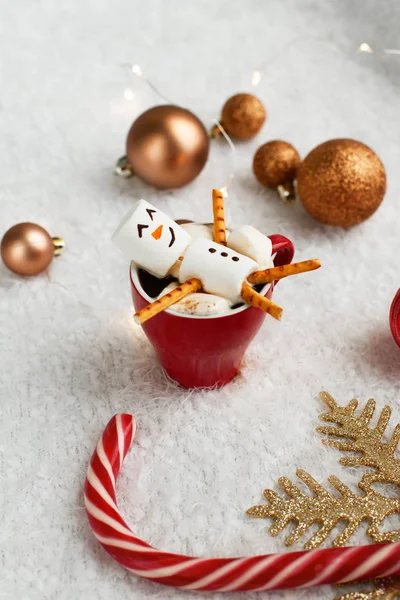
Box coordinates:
[277,182,296,203]
[52,237,65,256]
[208,123,223,139]
[115,155,135,178]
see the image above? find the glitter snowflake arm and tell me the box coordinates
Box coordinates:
[247,469,400,549]
[317,392,400,489]
[334,577,400,599]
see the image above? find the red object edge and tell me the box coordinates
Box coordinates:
[390,289,400,348]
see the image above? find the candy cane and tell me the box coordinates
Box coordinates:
[84,415,400,593]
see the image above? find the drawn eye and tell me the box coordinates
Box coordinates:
[146,208,156,221]
[137,224,149,238]
[168,226,176,248]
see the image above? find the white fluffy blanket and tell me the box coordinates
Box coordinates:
[1,1,400,599]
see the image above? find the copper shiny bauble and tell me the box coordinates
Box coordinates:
[1,223,56,275]
[253,140,300,188]
[221,93,266,140]
[297,139,386,227]
[126,105,209,189]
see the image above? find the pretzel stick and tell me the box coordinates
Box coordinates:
[134,278,202,325]
[212,188,227,245]
[248,259,321,285]
[241,281,283,320]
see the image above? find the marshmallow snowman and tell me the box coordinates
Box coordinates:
[113,200,274,305]
[112,199,190,277]
[179,238,259,304]
[113,198,322,327]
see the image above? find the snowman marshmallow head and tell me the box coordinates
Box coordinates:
[112,199,190,278]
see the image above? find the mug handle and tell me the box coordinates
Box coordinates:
[268,234,295,268]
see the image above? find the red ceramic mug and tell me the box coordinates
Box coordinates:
[130,234,295,389]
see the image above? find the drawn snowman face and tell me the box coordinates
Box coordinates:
[112,199,190,277]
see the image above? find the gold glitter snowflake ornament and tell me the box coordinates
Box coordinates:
[317,392,400,490]
[247,392,400,549]
[247,469,400,549]
[334,577,400,599]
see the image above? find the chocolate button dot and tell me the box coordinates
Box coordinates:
[221,252,228,257]
[232,256,239,262]
[209,248,216,253]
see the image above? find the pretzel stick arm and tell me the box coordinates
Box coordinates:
[248,259,321,285]
[212,188,227,246]
[241,281,283,321]
[134,278,202,325]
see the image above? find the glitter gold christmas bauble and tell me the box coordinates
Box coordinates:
[1,223,64,276]
[125,105,209,189]
[253,140,301,188]
[220,93,266,140]
[297,139,386,227]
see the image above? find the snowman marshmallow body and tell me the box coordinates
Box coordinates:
[179,238,259,304]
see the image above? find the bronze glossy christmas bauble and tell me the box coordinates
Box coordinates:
[253,140,300,188]
[220,93,266,140]
[126,105,209,189]
[1,223,57,276]
[297,139,386,227]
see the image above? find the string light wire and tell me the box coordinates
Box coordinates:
[121,62,173,104]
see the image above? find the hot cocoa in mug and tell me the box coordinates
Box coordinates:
[129,232,294,388]
[112,199,300,388]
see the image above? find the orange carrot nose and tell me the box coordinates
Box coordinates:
[151,225,163,240]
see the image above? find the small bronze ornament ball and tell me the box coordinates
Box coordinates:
[253,140,301,188]
[1,223,61,276]
[220,93,266,140]
[126,105,210,189]
[297,139,386,227]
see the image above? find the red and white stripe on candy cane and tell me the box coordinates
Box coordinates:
[84,415,400,593]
